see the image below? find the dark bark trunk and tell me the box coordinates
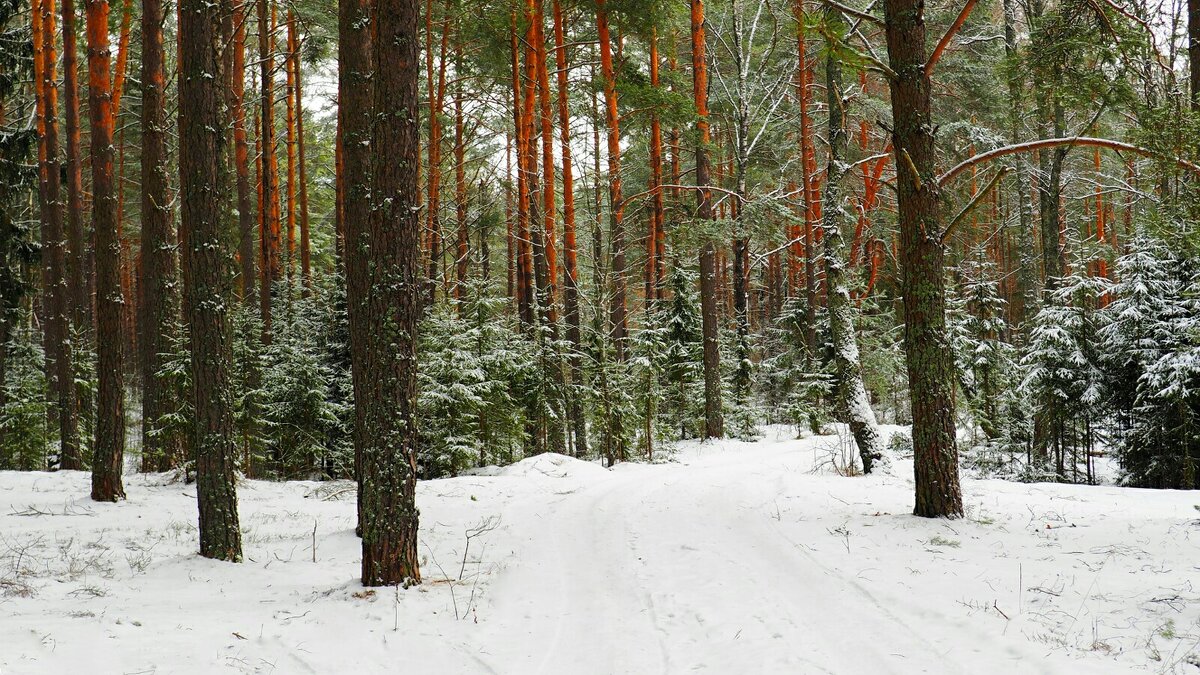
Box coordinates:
[140,0,183,471]
[180,0,243,559]
[882,0,963,516]
[257,0,280,343]
[1001,0,1035,331]
[38,0,82,471]
[61,0,87,337]
[356,0,422,587]
[339,0,372,534]
[234,0,255,303]
[693,0,723,439]
[86,0,125,499]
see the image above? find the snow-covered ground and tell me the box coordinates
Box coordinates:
[2,427,1199,673]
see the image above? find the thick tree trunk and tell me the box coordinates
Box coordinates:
[883,0,963,517]
[37,0,82,471]
[822,25,885,473]
[140,0,183,471]
[357,0,422,587]
[693,0,723,439]
[86,0,125,500]
[180,0,243,560]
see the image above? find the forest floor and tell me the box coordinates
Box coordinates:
[2,427,1199,674]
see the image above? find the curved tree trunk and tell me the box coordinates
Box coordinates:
[822,21,885,473]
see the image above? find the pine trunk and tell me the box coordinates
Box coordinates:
[61,0,87,336]
[38,0,82,471]
[257,0,280,342]
[356,0,422,587]
[86,0,125,500]
[554,0,587,457]
[140,0,183,471]
[822,24,885,473]
[596,0,627,359]
[234,0,255,303]
[693,0,723,439]
[882,0,963,517]
[180,0,243,560]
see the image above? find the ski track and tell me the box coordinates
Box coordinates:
[3,428,1196,673]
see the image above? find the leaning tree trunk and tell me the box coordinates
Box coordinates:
[356,0,422,587]
[692,0,723,439]
[140,0,183,471]
[882,0,963,517]
[821,21,885,473]
[180,0,243,560]
[86,0,125,501]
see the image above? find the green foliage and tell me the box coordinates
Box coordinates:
[418,284,534,477]
[0,318,48,470]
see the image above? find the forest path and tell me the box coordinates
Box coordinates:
[474,430,1052,674]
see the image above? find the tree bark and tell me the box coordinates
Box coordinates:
[180,0,243,560]
[294,21,311,294]
[61,0,87,337]
[257,0,280,343]
[339,0,372,533]
[140,0,183,471]
[554,0,587,456]
[38,0,82,471]
[882,0,963,517]
[822,21,885,473]
[233,0,255,303]
[693,0,723,439]
[356,0,422,587]
[86,0,126,500]
[597,0,627,359]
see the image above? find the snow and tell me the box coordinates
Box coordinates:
[3,427,1199,673]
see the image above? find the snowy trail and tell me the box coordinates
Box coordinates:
[476,438,1062,674]
[3,427,1198,674]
